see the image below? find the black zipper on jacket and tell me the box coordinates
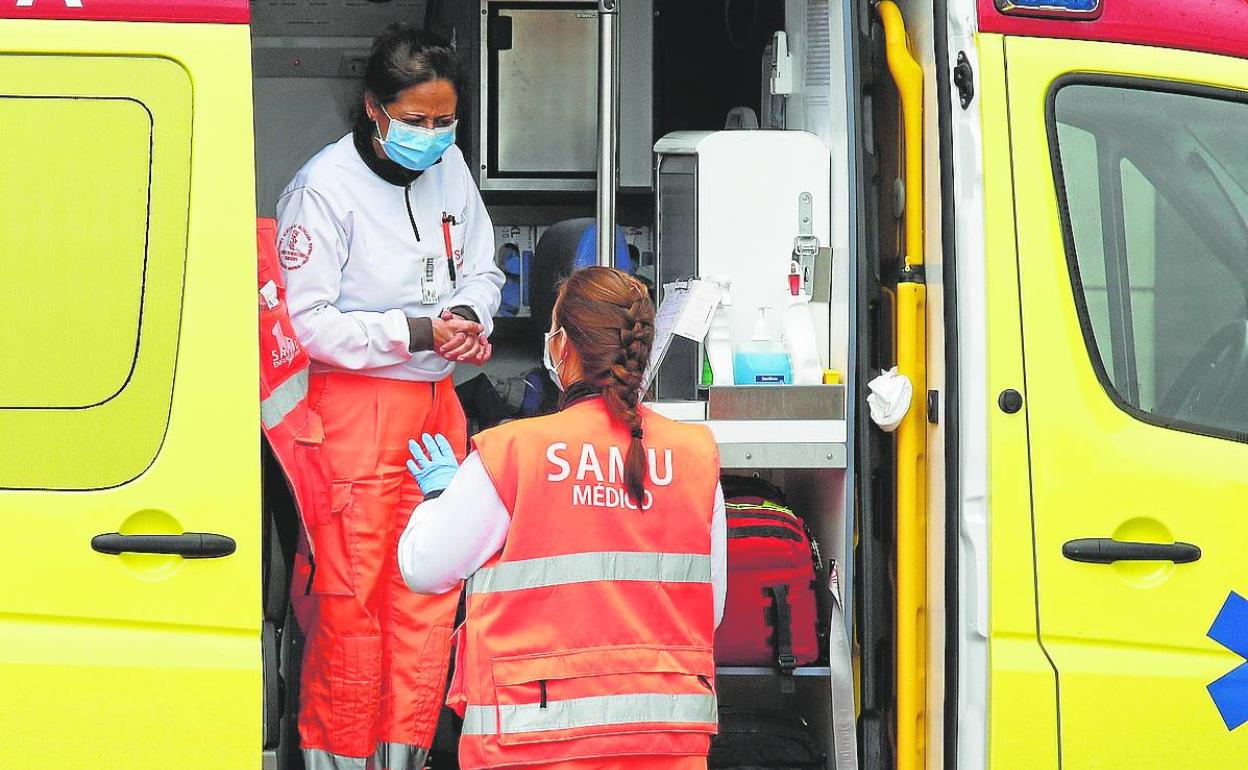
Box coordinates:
[404,181,421,242]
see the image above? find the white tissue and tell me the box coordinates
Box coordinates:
[867,367,913,432]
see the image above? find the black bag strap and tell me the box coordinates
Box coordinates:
[763,584,797,674]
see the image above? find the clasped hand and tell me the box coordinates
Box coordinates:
[433,310,493,365]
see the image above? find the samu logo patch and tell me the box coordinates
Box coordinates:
[279,224,313,270]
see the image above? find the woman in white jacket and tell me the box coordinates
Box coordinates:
[275,24,504,770]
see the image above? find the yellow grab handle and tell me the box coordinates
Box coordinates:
[879,0,925,270]
[894,280,928,770]
[877,4,928,770]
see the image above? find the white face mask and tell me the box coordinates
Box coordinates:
[543,328,566,391]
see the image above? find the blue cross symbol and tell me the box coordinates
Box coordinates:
[1207,591,1248,730]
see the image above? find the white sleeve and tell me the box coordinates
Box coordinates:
[446,167,504,336]
[711,483,727,628]
[276,186,413,370]
[398,451,511,595]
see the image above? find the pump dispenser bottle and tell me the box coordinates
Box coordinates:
[734,306,792,385]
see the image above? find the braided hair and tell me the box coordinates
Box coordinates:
[554,267,656,507]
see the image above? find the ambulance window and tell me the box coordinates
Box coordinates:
[1,97,150,408]
[1053,82,1248,438]
[0,57,191,490]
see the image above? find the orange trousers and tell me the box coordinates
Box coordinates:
[292,372,465,770]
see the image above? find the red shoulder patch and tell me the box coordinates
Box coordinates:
[279,224,313,271]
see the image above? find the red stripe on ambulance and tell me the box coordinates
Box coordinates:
[1,0,248,24]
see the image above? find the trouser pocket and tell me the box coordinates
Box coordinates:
[288,410,354,598]
[304,480,356,597]
[328,634,384,755]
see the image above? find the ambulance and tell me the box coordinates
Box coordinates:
[2,0,1247,769]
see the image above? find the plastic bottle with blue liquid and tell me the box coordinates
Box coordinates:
[733,306,792,385]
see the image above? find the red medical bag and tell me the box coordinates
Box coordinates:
[714,476,822,671]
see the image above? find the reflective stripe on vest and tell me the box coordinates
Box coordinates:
[461,692,718,736]
[465,551,711,597]
[261,368,309,430]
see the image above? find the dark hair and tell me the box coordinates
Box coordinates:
[554,267,656,507]
[354,24,461,133]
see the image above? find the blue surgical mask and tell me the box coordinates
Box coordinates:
[543,329,566,391]
[378,106,457,171]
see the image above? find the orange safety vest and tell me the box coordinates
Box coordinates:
[257,218,335,589]
[450,397,721,769]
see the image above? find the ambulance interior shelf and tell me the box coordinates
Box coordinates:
[713,465,851,734]
[650,392,849,692]
[646,391,848,470]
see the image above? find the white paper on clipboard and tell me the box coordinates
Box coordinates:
[642,279,722,391]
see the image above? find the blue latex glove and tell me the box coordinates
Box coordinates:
[406,433,460,497]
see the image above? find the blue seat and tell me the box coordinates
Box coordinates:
[529,218,636,330]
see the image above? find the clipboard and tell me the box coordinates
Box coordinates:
[642,278,723,392]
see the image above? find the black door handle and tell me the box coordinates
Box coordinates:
[1062,538,1200,564]
[92,532,236,559]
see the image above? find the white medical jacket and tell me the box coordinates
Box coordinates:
[277,135,504,381]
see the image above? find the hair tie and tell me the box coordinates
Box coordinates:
[631,428,644,439]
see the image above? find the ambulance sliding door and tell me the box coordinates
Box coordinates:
[0,28,261,770]
[1005,37,1248,766]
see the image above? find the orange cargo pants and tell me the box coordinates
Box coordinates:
[292,372,465,770]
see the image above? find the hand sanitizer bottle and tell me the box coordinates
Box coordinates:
[734,306,792,385]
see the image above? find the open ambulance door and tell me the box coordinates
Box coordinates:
[987,32,1248,767]
[0,14,262,770]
